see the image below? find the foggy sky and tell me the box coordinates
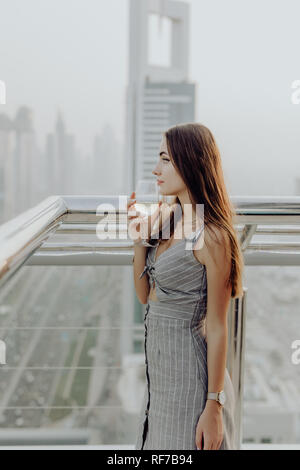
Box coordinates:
[0,0,300,196]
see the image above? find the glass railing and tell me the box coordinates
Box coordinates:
[0,195,300,449]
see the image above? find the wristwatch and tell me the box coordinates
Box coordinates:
[207,390,226,406]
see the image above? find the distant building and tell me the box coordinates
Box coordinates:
[0,113,14,222]
[141,80,195,179]
[126,0,196,191]
[46,111,75,194]
[14,107,37,214]
[0,107,38,222]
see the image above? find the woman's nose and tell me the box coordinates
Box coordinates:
[152,166,160,176]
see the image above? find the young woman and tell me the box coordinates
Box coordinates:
[128,122,244,450]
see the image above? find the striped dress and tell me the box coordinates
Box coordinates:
[134,223,236,450]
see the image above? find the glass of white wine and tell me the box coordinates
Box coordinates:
[133,179,161,246]
[135,179,160,216]
[133,179,176,245]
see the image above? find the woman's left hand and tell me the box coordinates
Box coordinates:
[195,401,224,450]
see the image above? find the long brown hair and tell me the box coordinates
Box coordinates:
[149,122,244,299]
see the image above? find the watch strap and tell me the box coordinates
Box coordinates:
[207,392,219,400]
[207,391,225,406]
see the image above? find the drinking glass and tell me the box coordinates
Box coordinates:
[131,179,161,246]
[135,179,160,217]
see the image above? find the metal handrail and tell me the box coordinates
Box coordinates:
[0,195,130,287]
[1,194,300,449]
[1,195,300,286]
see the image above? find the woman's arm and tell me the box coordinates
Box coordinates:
[128,191,155,305]
[205,225,232,401]
[195,225,232,450]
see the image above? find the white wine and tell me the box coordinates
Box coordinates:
[134,194,175,216]
[134,201,160,217]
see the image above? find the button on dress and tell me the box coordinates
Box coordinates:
[134,224,236,450]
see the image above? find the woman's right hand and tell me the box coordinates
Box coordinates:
[127,191,162,245]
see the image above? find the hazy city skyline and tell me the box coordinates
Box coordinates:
[1,0,300,196]
[0,0,300,448]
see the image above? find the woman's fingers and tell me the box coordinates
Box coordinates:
[128,191,136,206]
[128,197,160,239]
[128,214,148,243]
[128,205,139,216]
[127,191,136,208]
[127,199,136,211]
[128,207,144,222]
[196,431,204,450]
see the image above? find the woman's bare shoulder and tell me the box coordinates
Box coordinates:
[194,223,230,266]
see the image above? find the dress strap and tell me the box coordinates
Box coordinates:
[192,225,204,243]
[185,224,205,252]
[139,265,148,280]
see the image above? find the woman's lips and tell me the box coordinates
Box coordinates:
[157,180,164,184]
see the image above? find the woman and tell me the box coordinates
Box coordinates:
[128,122,244,450]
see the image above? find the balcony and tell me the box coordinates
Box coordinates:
[0,195,300,450]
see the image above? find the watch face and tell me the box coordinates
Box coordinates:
[219,391,226,405]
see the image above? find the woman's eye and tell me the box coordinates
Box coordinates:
[162,158,170,162]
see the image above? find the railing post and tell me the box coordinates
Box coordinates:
[226,287,248,450]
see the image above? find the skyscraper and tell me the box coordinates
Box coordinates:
[126,0,196,191]
[14,107,36,214]
[46,112,76,194]
[0,113,14,222]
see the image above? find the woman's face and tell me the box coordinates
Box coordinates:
[152,135,186,196]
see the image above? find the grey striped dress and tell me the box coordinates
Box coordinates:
[134,224,236,450]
